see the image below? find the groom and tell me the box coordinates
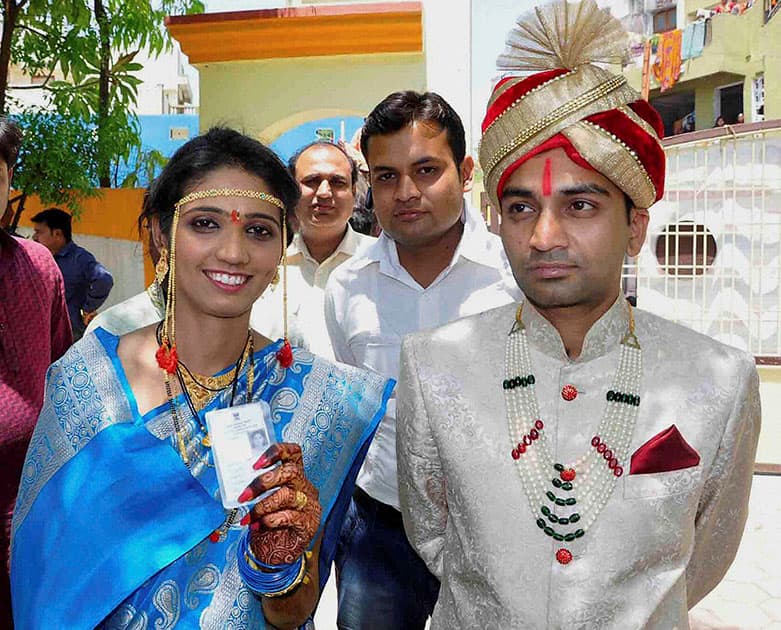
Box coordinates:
[395,1,761,628]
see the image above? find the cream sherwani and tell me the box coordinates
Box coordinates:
[397,298,761,630]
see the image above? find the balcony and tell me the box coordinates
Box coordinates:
[624,3,764,94]
[166,104,198,115]
[646,0,676,11]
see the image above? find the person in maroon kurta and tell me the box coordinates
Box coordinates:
[0,118,72,626]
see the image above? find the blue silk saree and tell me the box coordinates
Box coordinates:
[11,328,392,629]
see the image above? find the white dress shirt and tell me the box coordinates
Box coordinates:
[84,283,165,337]
[251,225,373,359]
[324,203,521,509]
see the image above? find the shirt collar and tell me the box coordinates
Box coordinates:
[0,227,18,249]
[288,224,359,263]
[0,228,20,265]
[456,201,505,268]
[354,200,503,271]
[55,240,77,258]
[522,295,631,363]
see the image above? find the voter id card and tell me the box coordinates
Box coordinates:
[205,401,277,509]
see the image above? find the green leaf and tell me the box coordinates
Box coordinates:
[4,0,204,188]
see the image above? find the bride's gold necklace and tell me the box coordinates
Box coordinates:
[158,323,255,459]
[177,335,255,414]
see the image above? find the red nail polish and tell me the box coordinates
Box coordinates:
[237,488,253,503]
[253,454,268,470]
[240,514,250,526]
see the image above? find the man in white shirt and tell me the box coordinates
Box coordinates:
[324,91,520,629]
[250,141,374,358]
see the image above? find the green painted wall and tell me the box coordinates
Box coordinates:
[196,52,425,141]
[695,73,743,127]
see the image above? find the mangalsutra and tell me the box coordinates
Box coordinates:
[175,333,254,439]
[157,323,255,450]
[504,301,642,565]
[161,329,263,543]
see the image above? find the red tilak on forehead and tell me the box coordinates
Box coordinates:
[542,158,552,197]
[231,209,240,223]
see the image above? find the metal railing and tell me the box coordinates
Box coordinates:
[166,104,199,115]
[627,120,781,360]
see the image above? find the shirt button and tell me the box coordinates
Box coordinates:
[561,384,578,401]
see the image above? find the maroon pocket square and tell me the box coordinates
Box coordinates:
[629,424,700,475]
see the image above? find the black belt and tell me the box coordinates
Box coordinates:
[353,486,404,526]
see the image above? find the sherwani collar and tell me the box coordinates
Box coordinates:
[521,296,630,363]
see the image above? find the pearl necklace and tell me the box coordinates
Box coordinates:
[503,301,642,565]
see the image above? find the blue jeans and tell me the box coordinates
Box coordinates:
[335,488,440,630]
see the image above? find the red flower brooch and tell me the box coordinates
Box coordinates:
[277,339,293,368]
[156,340,179,374]
[276,339,293,368]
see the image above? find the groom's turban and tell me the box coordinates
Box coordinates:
[479,0,666,212]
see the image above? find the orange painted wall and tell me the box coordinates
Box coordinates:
[15,187,155,286]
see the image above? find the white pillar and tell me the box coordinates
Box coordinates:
[423,0,473,152]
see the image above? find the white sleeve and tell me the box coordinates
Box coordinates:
[396,335,448,578]
[324,276,358,367]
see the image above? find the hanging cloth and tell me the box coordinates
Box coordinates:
[652,29,683,92]
[682,21,706,60]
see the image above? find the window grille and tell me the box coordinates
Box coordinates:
[626,123,781,358]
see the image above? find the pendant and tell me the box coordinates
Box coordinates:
[556,548,573,565]
[201,434,211,448]
[209,508,239,543]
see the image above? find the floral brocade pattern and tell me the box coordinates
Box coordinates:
[97,346,386,630]
[397,299,761,629]
[13,335,130,536]
[14,332,389,630]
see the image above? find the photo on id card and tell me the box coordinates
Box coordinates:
[205,400,277,509]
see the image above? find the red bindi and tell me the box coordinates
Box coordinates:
[542,157,552,197]
[230,209,240,223]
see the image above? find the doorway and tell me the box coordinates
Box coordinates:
[650,91,695,136]
[715,82,744,125]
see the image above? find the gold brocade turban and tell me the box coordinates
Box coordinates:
[479,0,666,212]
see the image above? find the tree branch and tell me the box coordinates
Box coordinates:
[8,59,59,90]
[16,23,51,39]
[7,82,45,89]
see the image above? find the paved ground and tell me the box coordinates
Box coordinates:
[690,474,781,630]
[314,474,780,629]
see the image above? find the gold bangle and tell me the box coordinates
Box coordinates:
[262,550,313,598]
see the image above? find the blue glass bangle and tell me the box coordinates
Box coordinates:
[236,532,305,596]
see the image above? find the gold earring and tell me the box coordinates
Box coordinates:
[155,247,169,284]
[270,268,280,287]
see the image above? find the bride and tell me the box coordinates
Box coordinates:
[11,128,392,629]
